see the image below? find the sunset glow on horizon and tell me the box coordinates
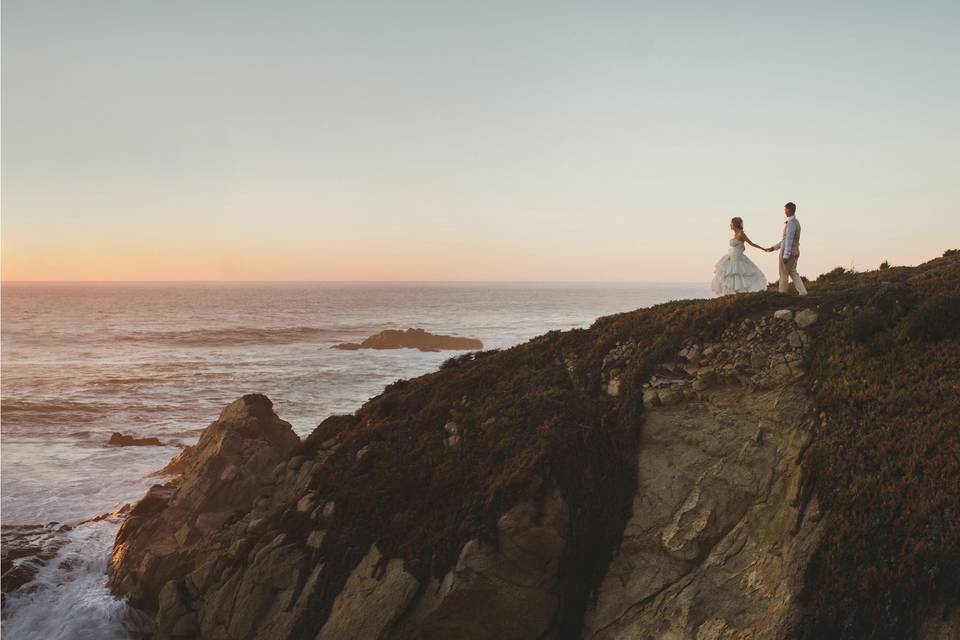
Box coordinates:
[3,1,958,283]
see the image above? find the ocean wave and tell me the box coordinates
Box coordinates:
[1,399,105,418]
[115,326,346,347]
[86,376,159,388]
[1,519,150,639]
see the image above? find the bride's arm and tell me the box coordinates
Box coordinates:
[739,232,766,250]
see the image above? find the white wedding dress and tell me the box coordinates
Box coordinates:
[711,238,768,295]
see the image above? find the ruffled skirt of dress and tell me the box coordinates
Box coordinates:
[711,252,768,295]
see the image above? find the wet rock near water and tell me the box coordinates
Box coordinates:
[108,393,299,612]
[1,524,72,607]
[2,507,128,612]
[107,432,165,447]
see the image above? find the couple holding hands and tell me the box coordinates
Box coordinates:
[711,202,807,297]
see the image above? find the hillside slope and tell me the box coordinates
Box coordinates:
[109,252,960,639]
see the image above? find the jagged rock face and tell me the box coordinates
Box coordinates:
[106,254,960,640]
[584,384,822,639]
[109,390,570,639]
[390,489,569,640]
[112,310,826,640]
[315,489,569,640]
[112,309,823,640]
[108,394,299,613]
[147,486,567,640]
[587,309,823,639]
[153,445,195,477]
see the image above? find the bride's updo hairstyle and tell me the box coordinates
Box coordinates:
[730,217,744,230]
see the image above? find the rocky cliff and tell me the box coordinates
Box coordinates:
[109,252,960,639]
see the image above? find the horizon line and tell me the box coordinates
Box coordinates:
[1,279,709,286]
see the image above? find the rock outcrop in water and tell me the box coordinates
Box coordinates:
[108,253,960,640]
[107,432,164,447]
[333,328,483,352]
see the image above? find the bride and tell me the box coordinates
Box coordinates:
[711,217,770,295]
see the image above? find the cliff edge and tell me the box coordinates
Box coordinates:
[109,252,960,639]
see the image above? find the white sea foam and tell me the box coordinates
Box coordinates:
[2,521,152,640]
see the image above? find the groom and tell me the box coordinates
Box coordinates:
[766,202,807,296]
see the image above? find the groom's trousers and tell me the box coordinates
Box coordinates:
[779,253,808,295]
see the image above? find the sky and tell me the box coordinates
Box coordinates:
[2,0,958,282]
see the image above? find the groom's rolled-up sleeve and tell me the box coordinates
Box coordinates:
[782,221,796,259]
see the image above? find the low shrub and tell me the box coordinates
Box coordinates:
[817,266,857,283]
[843,306,887,343]
[798,252,960,639]
[902,292,960,342]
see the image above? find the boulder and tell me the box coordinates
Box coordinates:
[795,308,819,328]
[606,376,621,397]
[306,530,326,550]
[296,493,317,513]
[683,345,703,366]
[643,389,660,407]
[657,388,685,406]
[696,368,717,385]
[750,351,768,370]
[771,360,794,383]
[788,330,805,350]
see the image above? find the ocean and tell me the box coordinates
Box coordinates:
[0,282,708,639]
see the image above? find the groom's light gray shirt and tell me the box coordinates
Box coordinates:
[771,215,801,259]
